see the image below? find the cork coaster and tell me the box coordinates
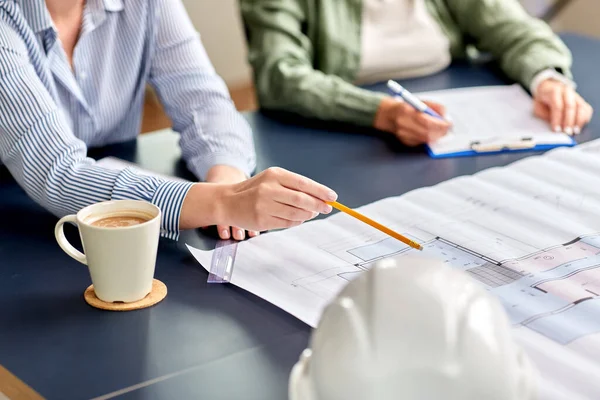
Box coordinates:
[84,279,167,311]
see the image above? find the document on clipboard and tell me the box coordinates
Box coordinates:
[421,84,576,158]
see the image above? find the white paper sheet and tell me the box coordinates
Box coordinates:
[421,85,574,155]
[188,139,600,397]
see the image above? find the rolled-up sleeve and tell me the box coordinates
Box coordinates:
[0,11,193,240]
[148,0,256,181]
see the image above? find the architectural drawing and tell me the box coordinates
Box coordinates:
[188,140,600,398]
[295,231,600,346]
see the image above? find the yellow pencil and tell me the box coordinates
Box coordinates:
[327,201,423,251]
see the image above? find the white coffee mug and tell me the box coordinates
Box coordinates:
[55,200,161,303]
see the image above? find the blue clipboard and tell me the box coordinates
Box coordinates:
[426,136,577,159]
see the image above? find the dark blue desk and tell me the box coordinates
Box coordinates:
[1,33,599,400]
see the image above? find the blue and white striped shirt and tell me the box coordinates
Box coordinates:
[0,0,256,239]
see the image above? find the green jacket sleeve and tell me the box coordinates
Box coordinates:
[444,0,573,88]
[240,0,385,127]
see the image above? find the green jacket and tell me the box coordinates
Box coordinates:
[241,0,573,127]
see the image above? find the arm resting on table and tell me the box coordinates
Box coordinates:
[446,0,573,88]
[0,13,192,240]
[241,0,385,127]
[148,0,256,181]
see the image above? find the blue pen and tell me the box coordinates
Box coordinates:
[387,80,446,121]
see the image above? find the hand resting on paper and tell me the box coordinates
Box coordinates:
[181,167,337,240]
[374,97,452,146]
[533,79,593,135]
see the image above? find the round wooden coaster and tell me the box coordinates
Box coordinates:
[84,279,167,311]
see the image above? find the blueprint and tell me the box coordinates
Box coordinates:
[188,139,600,398]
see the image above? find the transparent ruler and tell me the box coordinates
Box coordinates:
[207,240,239,283]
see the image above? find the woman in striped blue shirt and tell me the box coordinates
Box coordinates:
[0,0,337,241]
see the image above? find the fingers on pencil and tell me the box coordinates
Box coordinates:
[396,117,449,145]
[268,201,318,222]
[255,168,337,227]
[270,167,337,203]
[273,188,333,215]
[269,216,305,229]
[424,101,447,117]
[395,129,422,147]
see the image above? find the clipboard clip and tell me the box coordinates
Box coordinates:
[470,137,536,153]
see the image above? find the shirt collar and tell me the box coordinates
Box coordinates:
[18,0,53,33]
[87,0,125,15]
[102,0,124,12]
[17,0,124,33]
[85,0,124,30]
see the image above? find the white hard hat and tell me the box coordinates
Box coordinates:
[289,255,538,400]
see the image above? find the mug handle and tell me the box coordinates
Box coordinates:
[55,215,87,265]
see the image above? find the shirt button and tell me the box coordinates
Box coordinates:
[80,71,87,79]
